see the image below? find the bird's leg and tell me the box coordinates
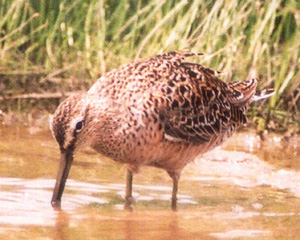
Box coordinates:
[124,168,134,210]
[171,177,179,211]
[168,170,181,211]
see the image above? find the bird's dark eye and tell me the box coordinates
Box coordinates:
[75,121,84,132]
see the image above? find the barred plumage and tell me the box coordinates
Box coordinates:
[50,51,274,210]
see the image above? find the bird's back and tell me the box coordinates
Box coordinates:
[87,51,264,171]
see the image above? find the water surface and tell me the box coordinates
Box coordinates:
[0,124,299,239]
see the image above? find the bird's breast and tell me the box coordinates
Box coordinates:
[90,123,232,173]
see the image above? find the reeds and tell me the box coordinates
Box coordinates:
[0,0,299,130]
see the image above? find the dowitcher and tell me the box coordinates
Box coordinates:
[50,51,274,210]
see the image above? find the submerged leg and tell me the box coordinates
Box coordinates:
[124,169,134,210]
[168,171,181,211]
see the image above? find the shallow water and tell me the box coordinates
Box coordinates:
[0,124,300,239]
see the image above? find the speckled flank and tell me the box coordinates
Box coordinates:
[50,51,274,208]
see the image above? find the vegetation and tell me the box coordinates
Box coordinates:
[0,0,299,131]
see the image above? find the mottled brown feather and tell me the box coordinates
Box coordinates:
[50,51,274,209]
[52,51,274,178]
[88,51,249,147]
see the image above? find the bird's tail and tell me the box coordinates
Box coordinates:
[252,88,275,101]
[228,78,274,106]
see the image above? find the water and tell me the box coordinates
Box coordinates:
[0,124,299,239]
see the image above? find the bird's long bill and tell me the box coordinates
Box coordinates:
[51,150,73,209]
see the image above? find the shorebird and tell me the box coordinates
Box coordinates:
[50,51,274,210]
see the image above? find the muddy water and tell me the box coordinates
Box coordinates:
[0,124,299,240]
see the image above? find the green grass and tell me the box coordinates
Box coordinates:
[0,0,299,131]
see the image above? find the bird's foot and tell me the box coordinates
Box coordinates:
[51,200,62,211]
[124,202,133,211]
[125,196,136,203]
[124,196,135,211]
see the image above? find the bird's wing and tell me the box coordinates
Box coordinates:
[89,51,248,144]
[152,62,246,144]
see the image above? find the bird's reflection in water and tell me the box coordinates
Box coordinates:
[52,208,217,240]
[53,210,69,240]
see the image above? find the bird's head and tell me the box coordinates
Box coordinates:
[50,94,91,153]
[50,93,92,209]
